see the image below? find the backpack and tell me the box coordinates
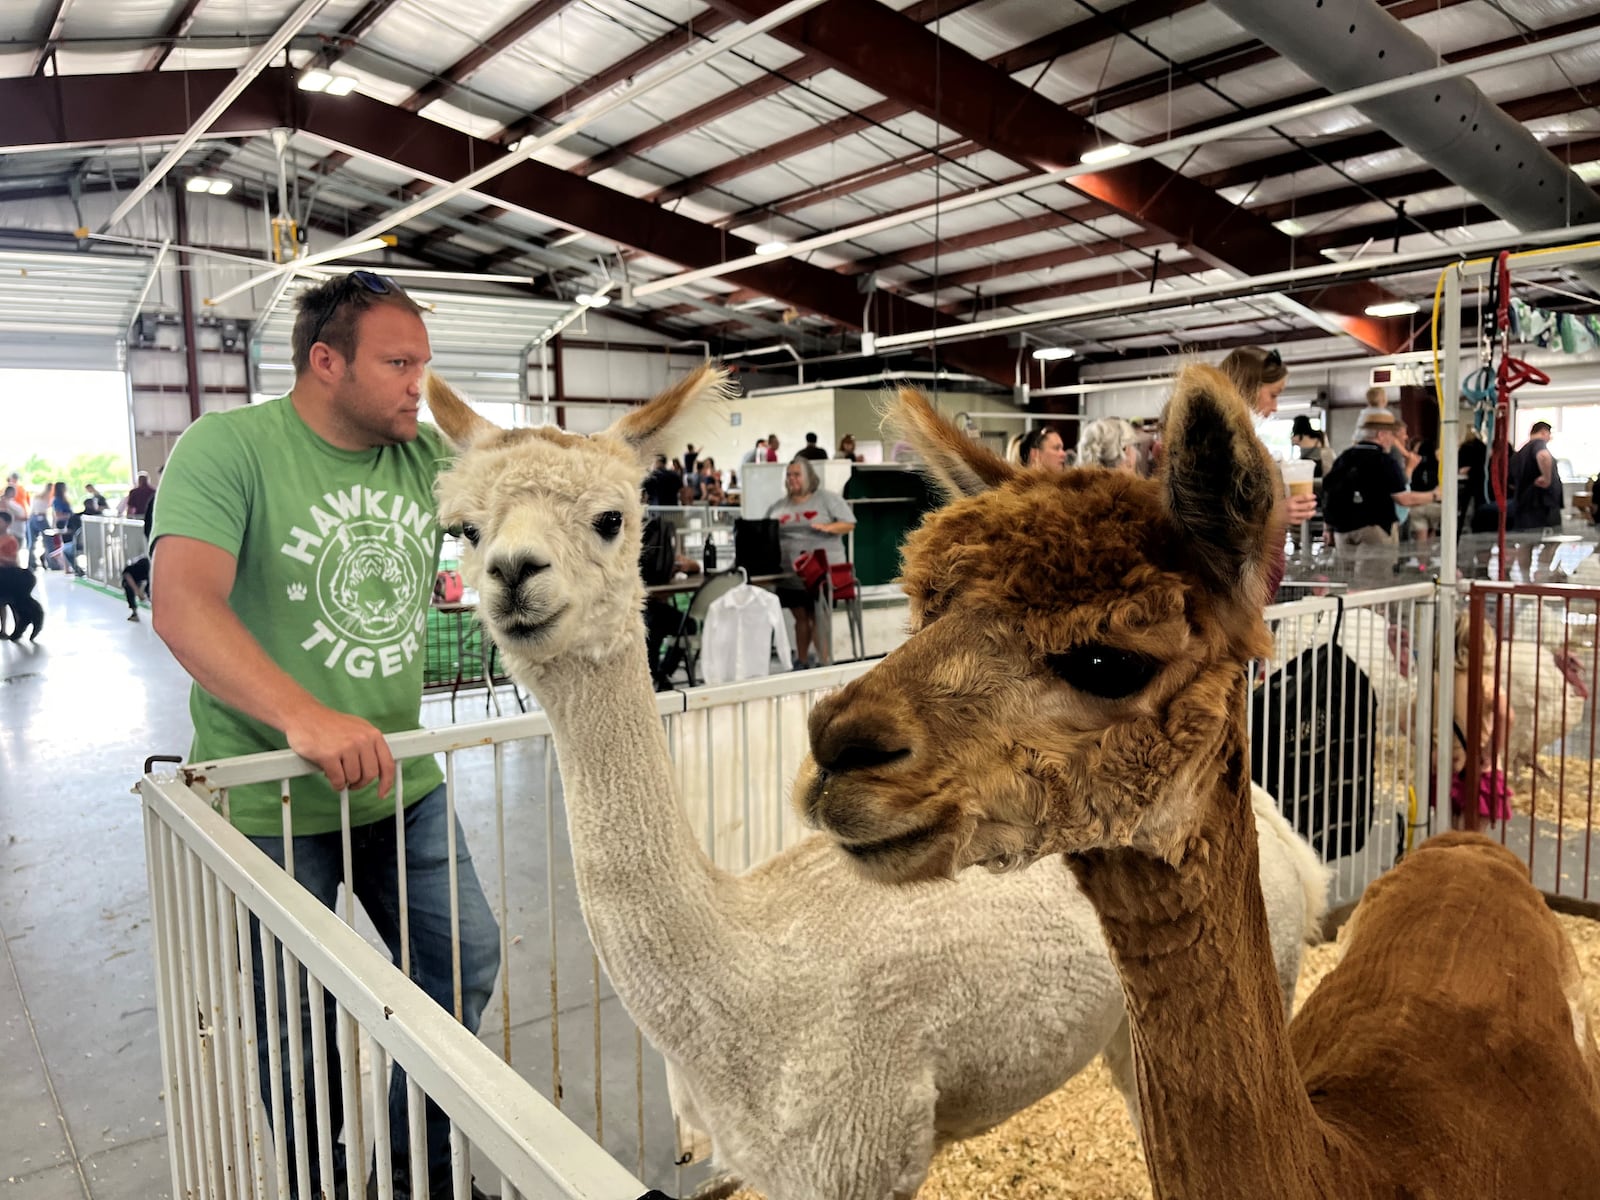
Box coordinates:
[733,518,784,577]
[1250,601,1378,859]
[1320,446,1394,533]
[640,516,678,587]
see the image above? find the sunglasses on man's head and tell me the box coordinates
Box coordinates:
[1264,348,1283,369]
[305,270,398,351]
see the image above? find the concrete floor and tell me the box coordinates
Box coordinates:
[0,572,913,1199]
[2,572,186,1199]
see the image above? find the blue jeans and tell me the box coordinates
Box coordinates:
[24,514,46,569]
[247,783,501,1196]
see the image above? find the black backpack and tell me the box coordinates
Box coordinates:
[1320,446,1393,533]
[639,516,678,587]
[1250,601,1377,860]
[733,517,784,577]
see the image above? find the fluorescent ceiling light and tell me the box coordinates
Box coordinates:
[756,240,790,255]
[575,291,611,307]
[324,75,358,97]
[1080,143,1131,165]
[1032,346,1076,361]
[207,179,234,195]
[185,177,210,192]
[298,69,333,93]
[1364,300,1420,317]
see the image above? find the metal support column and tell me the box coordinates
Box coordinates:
[173,184,204,424]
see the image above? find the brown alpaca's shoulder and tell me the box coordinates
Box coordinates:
[1288,834,1600,1188]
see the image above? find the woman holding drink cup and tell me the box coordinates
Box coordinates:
[1219,344,1319,527]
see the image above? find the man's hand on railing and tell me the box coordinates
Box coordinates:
[285,707,397,798]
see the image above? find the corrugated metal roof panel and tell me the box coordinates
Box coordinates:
[0,250,151,340]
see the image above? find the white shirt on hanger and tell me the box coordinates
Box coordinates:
[702,584,793,684]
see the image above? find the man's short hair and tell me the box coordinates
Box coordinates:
[1365,385,1388,406]
[291,272,424,374]
[805,432,818,444]
[1531,421,1553,436]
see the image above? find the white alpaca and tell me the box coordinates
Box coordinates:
[426,367,1329,1200]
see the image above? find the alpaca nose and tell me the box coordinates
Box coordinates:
[486,554,549,590]
[811,706,912,777]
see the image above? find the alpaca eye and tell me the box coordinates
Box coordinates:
[592,510,624,540]
[459,523,480,547]
[1046,644,1161,700]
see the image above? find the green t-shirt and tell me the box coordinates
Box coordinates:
[152,396,449,835]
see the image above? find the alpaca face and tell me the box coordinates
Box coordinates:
[799,368,1280,883]
[426,367,733,669]
[434,426,648,663]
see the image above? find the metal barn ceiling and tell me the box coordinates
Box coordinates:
[4,0,1600,382]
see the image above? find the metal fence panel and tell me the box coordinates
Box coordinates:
[148,585,1435,1193]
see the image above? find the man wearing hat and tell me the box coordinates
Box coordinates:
[1321,408,1441,582]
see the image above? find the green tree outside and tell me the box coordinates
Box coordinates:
[14,451,130,507]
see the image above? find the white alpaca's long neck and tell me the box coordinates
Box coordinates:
[529,643,737,1053]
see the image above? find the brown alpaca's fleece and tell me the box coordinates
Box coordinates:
[805,368,1600,1200]
[1287,831,1600,1197]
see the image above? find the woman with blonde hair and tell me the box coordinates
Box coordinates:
[1076,417,1140,472]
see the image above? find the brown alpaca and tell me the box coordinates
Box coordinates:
[797,366,1600,1199]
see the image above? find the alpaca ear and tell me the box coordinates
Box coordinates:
[880,386,1014,500]
[608,365,735,459]
[1160,363,1281,606]
[425,373,497,449]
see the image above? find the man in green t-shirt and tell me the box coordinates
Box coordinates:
[152,271,499,1200]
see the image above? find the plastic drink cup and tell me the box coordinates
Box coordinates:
[1281,458,1315,498]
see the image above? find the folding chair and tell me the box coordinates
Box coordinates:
[668,570,747,687]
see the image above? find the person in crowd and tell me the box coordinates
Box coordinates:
[123,499,155,622]
[82,484,110,516]
[1290,415,1335,478]
[837,434,862,462]
[0,538,42,641]
[764,433,781,462]
[6,472,29,512]
[682,443,699,478]
[1218,345,1317,593]
[24,489,48,571]
[766,457,856,669]
[1511,420,1563,533]
[1407,436,1443,551]
[696,458,726,506]
[640,513,702,691]
[1221,344,1289,420]
[1007,426,1069,470]
[1458,426,1493,535]
[645,453,684,508]
[150,270,500,1200]
[123,470,156,517]
[796,432,829,461]
[742,437,768,464]
[1076,417,1141,473]
[1321,409,1442,587]
[41,483,81,575]
[2,485,24,529]
[1510,420,1564,580]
